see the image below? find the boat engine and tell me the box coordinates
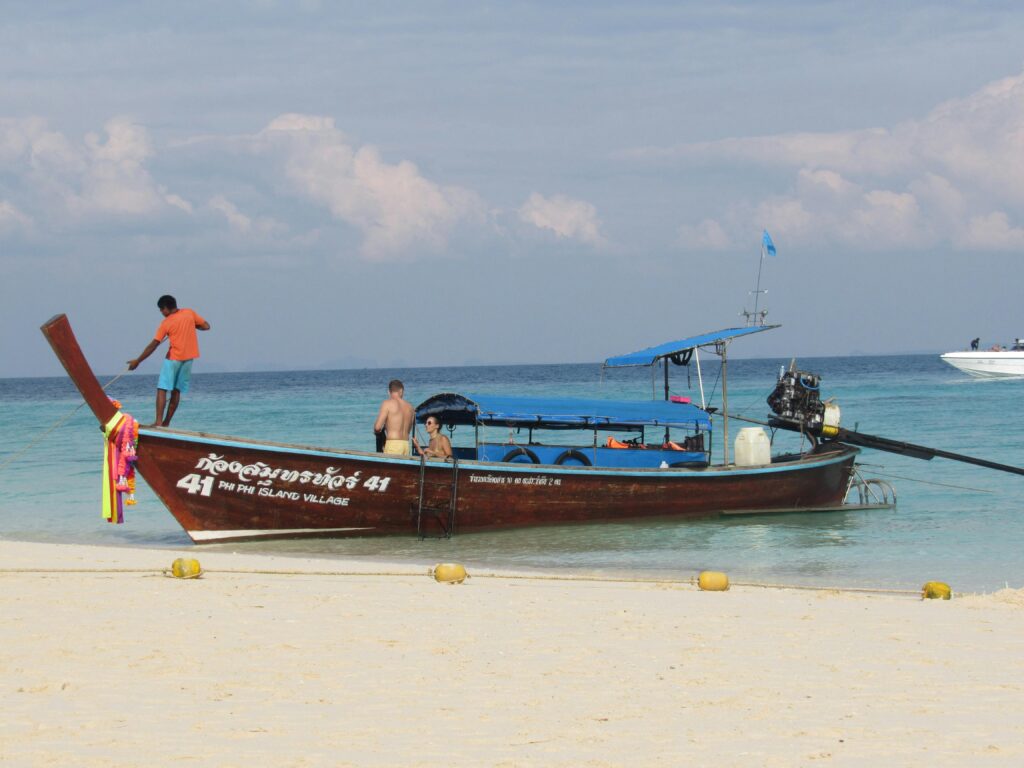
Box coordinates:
[767,368,840,437]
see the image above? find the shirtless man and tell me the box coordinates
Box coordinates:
[373,379,419,456]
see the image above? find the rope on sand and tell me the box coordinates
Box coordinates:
[0,565,923,595]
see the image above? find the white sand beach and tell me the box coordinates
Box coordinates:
[1,539,1022,767]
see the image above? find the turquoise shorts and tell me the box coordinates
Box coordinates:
[158,358,193,393]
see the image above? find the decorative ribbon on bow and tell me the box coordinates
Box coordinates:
[102,400,139,524]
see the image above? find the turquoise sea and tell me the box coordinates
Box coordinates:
[2,354,1022,593]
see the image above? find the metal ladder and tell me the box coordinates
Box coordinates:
[844,466,897,508]
[414,453,459,539]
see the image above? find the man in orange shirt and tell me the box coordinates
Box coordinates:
[128,295,211,426]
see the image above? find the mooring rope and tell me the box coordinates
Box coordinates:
[852,468,993,494]
[0,565,924,596]
[0,368,129,474]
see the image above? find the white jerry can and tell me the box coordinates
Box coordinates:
[734,427,771,466]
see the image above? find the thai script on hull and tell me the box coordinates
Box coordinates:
[195,453,363,490]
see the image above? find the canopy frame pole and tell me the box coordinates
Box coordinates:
[695,347,706,409]
[719,340,730,465]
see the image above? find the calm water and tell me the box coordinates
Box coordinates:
[2,355,1022,592]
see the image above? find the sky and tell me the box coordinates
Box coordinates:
[4,1,1024,377]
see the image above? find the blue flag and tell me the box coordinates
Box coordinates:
[762,229,777,257]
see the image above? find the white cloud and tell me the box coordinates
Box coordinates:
[957,211,1024,250]
[75,118,163,215]
[0,116,189,222]
[751,184,927,252]
[850,190,923,247]
[0,113,498,261]
[0,200,31,232]
[164,192,193,214]
[208,194,284,237]
[1,113,489,260]
[256,114,484,260]
[677,218,731,250]
[264,114,335,133]
[0,117,80,172]
[209,195,252,232]
[642,70,1024,252]
[907,173,964,221]
[518,192,606,246]
[639,128,910,177]
[797,168,857,199]
[754,198,815,241]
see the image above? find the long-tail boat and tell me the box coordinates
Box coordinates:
[43,314,887,544]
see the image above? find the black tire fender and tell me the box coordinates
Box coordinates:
[554,449,592,466]
[501,447,540,464]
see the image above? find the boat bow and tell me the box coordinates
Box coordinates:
[41,314,119,425]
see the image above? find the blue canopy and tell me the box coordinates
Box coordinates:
[416,392,712,432]
[603,325,780,368]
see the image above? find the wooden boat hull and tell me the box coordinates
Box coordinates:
[137,428,858,542]
[41,313,860,544]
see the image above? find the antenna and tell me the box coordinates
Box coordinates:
[741,231,772,326]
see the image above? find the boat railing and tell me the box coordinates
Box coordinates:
[474,441,707,468]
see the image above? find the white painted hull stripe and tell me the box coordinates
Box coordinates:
[189,527,375,541]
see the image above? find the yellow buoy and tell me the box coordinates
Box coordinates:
[430,563,467,584]
[170,557,203,579]
[922,581,951,600]
[697,570,730,591]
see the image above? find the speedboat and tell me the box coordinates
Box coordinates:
[940,339,1024,378]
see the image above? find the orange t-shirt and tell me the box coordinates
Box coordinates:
[154,308,206,361]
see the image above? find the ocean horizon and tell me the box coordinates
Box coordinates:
[7,350,972,381]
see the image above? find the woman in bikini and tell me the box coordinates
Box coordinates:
[423,416,453,460]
